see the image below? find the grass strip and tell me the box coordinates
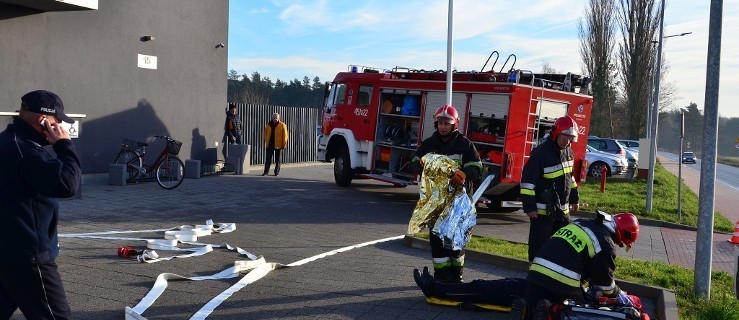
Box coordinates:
[578,163,734,233]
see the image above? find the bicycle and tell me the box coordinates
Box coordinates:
[114,135,185,189]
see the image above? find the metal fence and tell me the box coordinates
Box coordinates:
[230,103,321,166]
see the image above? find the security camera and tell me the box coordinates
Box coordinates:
[215,43,225,48]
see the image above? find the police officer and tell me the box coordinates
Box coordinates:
[410,105,482,283]
[0,90,81,320]
[520,115,580,262]
[510,212,640,320]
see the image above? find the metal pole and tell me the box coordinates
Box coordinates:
[678,112,684,221]
[694,0,723,300]
[646,0,666,214]
[645,46,655,140]
[445,0,453,107]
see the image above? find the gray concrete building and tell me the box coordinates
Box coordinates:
[0,0,229,173]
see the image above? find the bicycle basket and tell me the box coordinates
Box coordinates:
[166,139,182,155]
[122,139,146,152]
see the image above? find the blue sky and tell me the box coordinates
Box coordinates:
[229,0,739,118]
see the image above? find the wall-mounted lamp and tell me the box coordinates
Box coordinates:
[215,43,225,48]
[140,35,155,42]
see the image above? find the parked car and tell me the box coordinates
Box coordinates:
[682,151,697,164]
[616,140,639,169]
[585,145,626,177]
[588,137,626,158]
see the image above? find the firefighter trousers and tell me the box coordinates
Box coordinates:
[429,229,464,282]
[527,215,570,262]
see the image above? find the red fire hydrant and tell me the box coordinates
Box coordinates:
[600,166,608,193]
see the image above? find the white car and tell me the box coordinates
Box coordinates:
[585,145,626,177]
[616,140,639,169]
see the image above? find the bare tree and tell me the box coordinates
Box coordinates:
[616,0,660,139]
[541,61,558,74]
[578,0,617,138]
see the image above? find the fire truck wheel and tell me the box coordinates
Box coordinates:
[334,146,354,187]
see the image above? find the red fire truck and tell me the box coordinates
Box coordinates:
[317,59,593,211]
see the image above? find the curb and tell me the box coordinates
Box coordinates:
[573,211,731,234]
[402,235,679,320]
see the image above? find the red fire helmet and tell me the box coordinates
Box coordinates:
[613,213,639,251]
[552,115,579,142]
[434,105,459,128]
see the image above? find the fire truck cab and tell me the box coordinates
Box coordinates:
[317,62,593,212]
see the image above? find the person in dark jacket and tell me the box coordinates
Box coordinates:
[412,212,641,320]
[410,105,483,283]
[520,115,580,262]
[223,104,242,145]
[0,90,81,320]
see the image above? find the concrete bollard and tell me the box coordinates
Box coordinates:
[185,160,201,179]
[226,144,250,175]
[108,164,127,186]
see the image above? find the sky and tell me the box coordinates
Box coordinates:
[228,0,739,118]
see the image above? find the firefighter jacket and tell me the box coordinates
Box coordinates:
[520,139,579,217]
[0,117,81,266]
[263,121,288,149]
[411,131,482,181]
[527,218,620,298]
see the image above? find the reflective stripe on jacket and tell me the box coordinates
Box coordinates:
[520,139,579,215]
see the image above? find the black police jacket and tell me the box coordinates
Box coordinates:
[520,139,579,217]
[411,131,482,180]
[527,218,619,298]
[0,117,81,266]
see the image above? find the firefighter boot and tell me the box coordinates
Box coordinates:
[533,299,552,320]
[509,298,527,320]
[448,265,464,283]
[413,267,435,297]
[433,266,449,282]
[448,255,464,283]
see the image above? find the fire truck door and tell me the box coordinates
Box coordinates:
[349,84,375,141]
[323,83,349,133]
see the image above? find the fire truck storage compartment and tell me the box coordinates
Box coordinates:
[374,89,422,177]
[467,94,509,166]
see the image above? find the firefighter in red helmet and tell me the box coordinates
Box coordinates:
[412,212,643,320]
[509,212,641,319]
[410,105,482,283]
[520,115,581,262]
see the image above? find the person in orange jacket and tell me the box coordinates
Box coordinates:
[262,113,288,176]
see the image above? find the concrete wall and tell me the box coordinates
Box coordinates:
[0,0,228,173]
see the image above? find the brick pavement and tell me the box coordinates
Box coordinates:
[657,155,739,273]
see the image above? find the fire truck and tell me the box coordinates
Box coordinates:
[317,56,593,211]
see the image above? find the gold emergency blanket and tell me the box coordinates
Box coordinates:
[407,154,462,234]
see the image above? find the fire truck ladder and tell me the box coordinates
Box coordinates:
[522,70,542,169]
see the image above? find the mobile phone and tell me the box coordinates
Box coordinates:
[39,117,48,131]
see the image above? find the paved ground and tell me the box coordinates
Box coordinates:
[10,159,736,319]
[12,163,527,320]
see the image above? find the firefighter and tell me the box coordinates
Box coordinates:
[410,105,483,283]
[520,115,580,262]
[509,212,641,320]
[412,212,641,320]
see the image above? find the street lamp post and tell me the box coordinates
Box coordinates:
[644,12,692,213]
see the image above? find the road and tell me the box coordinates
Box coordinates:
[658,151,739,192]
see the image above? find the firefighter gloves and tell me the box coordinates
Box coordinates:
[451,170,466,186]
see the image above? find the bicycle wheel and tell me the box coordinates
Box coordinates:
[114,150,142,181]
[156,156,184,189]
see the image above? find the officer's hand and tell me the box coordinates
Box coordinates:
[570,203,580,214]
[526,211,538,219]
[45,121,70,144]
[451,170,466,186]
